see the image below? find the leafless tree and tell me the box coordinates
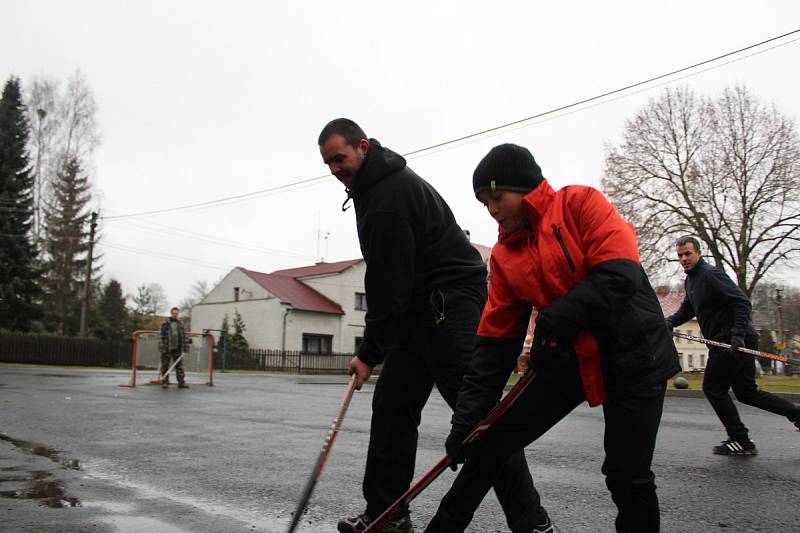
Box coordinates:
[603,85,800,296]
[25,71,100,242]
[179,279,211,317]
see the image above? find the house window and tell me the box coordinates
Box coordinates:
[688,354,694,368]
[303,334,333,355]
[355,292,367,311]
[355,336,363,353]
[234,287,240,302]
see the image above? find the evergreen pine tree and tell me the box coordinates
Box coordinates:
[91,279,128,341]
[0,76,41,331]
[41,156,92,335]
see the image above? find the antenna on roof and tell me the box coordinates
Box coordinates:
[316,212,330,263]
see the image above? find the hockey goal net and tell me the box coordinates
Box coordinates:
[120,330,215,387]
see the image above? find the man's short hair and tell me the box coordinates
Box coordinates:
[170,306,180,313]
[676,236,701,253]
[318,118,367,148]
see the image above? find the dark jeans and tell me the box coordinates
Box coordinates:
[703,336,800,441]
[362,284,541,532]
[427,368,666,533]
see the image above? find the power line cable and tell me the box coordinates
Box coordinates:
[97,241,231,271]
[105,217,317,260]
[101,28,800,221]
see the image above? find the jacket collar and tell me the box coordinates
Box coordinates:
[497,179,556,243]
[350,138,407,199]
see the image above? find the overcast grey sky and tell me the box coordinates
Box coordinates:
[3,1,800,308]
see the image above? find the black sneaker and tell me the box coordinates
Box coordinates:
[337,512,414,533]
[178,383,189,389]
[161,381,169,389]
[712,438,757,456]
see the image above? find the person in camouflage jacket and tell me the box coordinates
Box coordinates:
[159,306,188,388]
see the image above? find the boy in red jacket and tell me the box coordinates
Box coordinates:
[426,144,679,533]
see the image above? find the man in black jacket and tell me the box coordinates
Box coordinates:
[318,119,547,533]
[666,236,800,455]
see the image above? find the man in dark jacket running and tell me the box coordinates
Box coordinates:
[666,236,800,455]
[318,119,546,533]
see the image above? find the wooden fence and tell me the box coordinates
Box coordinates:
[0,335,131,367]
[0,335,358,374]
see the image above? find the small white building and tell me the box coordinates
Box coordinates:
[191,259,366,354]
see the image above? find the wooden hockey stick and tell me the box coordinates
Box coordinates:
[286,374,358,533]
[364,370,537,532]
[672,332,800,366]
[151,352,186,385]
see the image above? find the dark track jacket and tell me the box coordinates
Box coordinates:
[159,317,188,354]
[457,180,678,422]
[349,139,486,366]
[667,258,757,342]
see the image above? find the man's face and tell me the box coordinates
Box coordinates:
[171,308,179,319]
[319,134,368,189]
[676,243,701,272]
[477,189,527,234]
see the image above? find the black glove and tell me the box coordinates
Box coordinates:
[445,426,470,471]
[727,335,745,355]
[529,333,574,380]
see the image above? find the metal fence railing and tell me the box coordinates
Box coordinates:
[223,348,357,374]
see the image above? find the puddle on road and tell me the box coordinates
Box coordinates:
[0,432,82,508]
[0,470,80,508]
[0,432,81,470]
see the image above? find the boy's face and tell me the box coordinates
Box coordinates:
[477,189,527,234]
[676,243,701,272]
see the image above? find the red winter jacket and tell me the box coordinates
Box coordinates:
[478,180,677,406]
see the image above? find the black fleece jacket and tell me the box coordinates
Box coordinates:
[350,139,486,366]
[667,258,757,342]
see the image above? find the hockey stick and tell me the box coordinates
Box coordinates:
[364,369,537,532]
[286,374,358,533]
[672,332,800,366]
[151,352,186,385]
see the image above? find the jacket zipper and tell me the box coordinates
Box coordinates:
[552,224,576,273]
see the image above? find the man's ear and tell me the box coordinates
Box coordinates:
[358,138,370,154]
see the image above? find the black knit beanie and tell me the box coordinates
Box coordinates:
[472,143,543,197]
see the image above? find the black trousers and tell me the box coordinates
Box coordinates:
[427,368,666,533]
[362,284,541,532]
[702,336,800,441]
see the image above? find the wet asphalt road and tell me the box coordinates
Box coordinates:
[0,367,798,533]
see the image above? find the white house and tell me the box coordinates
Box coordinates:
[656,287,707,372]
[191,259,367,353]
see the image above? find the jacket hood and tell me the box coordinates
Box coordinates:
[350,138,407,199]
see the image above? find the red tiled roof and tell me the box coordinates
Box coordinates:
[656,288,685,317]
[271,258,363,278]
[239,267,348,315]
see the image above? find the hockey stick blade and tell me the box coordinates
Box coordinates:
[365,370,537,532]
[286,374,357,533]
[671,332,800,366]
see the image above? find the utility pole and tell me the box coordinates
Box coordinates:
[776,288,785,375]
[79,211,98,338]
